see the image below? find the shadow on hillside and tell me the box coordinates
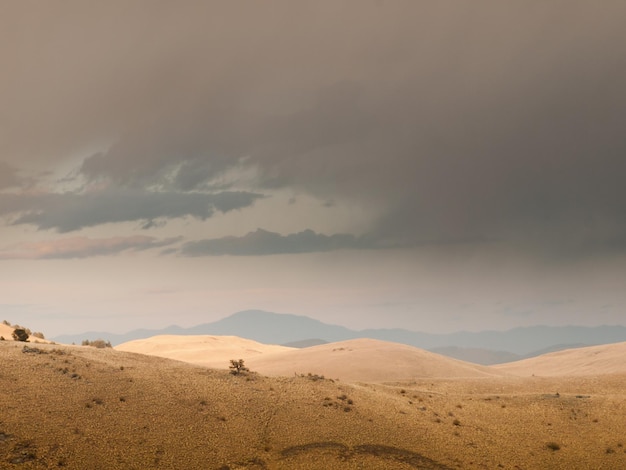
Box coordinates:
[219,441,453,469]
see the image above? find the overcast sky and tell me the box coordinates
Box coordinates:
[1,1,626,337]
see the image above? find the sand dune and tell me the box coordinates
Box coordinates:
[247,338,508,382]
[116,334,295,368]
[120,335,506,382]
[494,341,626,376]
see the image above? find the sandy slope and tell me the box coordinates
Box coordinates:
[246,338,506,382]
[494,341,626,376]
[116,334,295,368]
[118,335,505,382]
[2,340,625,469]
[0,323,15,339]
[0,323,53,344]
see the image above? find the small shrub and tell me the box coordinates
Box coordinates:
[2,320,10,326]
[81,339,112,348]
[301,372,325,381]
[452,419,461,426]
[546,442,560,451]
[12,328,29,342]
[229,359,249,375]
[0,336,5,341]
[31,332,45,339]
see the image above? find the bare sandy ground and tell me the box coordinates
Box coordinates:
[245,338,506,382]
[494,341,626,376]
[1,339,625,469]
[117,336,505,382]
[116,334,294,368]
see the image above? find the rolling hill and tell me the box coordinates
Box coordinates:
[2,338,625,469]
[494,341,626,377]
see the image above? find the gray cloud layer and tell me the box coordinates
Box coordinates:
[2,2,626,256]
[181,229,364,256]
[0,189,263,232]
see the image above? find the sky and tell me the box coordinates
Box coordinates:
[1,1,626,337]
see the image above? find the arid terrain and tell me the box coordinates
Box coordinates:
[1,329,625,469]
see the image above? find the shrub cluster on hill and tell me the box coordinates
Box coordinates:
[82,339,112,349]
[2,320,44,342]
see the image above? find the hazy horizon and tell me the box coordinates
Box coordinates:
[2,2,626,337]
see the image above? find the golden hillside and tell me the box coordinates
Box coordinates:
[116,334,295,369]
[494,341,626,377]
[1,339,625,469]
[117,336,503,382]
[244,338,505,382]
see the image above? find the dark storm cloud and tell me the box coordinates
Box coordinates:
[181,229,365,256]
[0,189,263,232]
[2,2,626,256]
[0,235,181,260]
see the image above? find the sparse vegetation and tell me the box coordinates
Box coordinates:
[299,372,326,381]
[229,359,249,375]
[1,341,626,469]
[82,339,112,348]
[22,345,46,354]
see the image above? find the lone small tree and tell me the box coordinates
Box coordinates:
[229,359,249,375]
[12,328,29,342]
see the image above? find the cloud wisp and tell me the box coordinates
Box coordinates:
[0,235,181,260]
[0,188,263,232]
[181,228,368,256]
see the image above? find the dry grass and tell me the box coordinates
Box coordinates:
[1,340,625,469]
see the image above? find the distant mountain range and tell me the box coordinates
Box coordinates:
[51,309,626,365]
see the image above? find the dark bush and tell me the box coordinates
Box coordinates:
[229,359,249,375]
[12,328,29,342]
